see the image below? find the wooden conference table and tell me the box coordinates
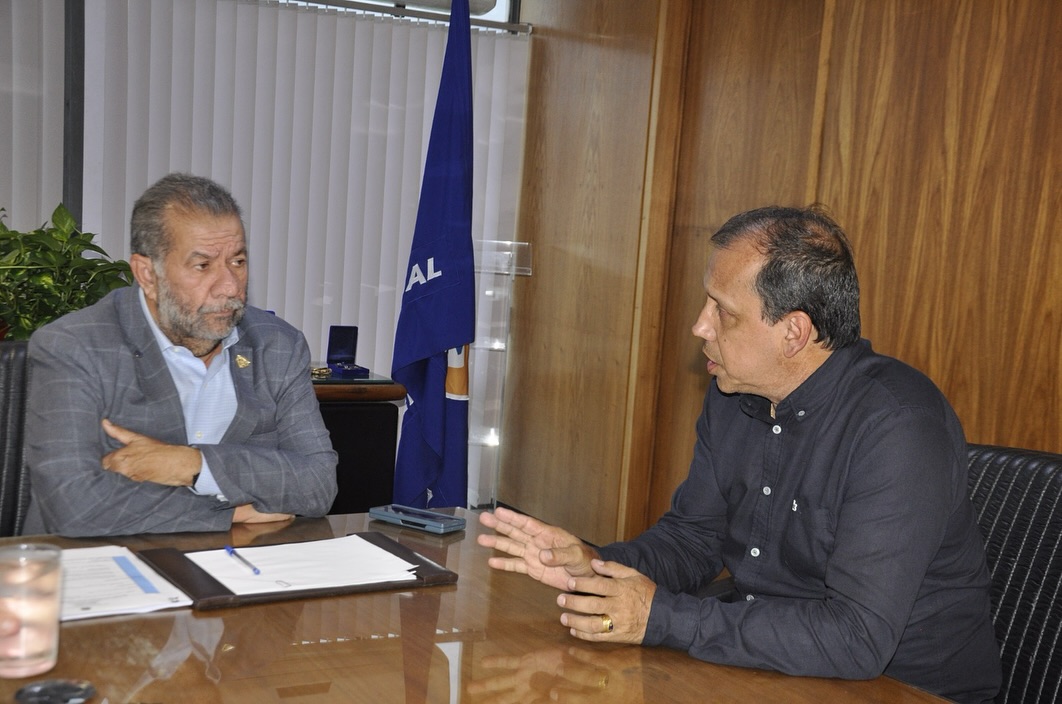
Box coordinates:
[0,512,945,703]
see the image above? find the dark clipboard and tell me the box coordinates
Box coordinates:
[137,531,457,611]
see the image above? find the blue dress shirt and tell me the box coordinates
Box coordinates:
[138,288,238,498]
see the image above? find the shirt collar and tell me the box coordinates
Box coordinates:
[137,287,240,358]
[777,339,869,420]
[739,339,871,423]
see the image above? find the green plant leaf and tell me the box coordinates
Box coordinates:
[51,204,77,236]
[0,204,131,339]
[78,240,110,257]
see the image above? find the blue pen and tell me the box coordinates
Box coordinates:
[224,545,261,575]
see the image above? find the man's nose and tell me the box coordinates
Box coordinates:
[692,309,716,341]
[213,265,242,297]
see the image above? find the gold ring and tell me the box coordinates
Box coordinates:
[600,614,614,633]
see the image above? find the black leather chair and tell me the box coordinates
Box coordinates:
[967,443,1062,704]
[0,340,32,537]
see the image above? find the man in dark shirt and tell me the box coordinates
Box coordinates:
[479,206,1001,703]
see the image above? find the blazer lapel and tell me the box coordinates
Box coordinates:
[117,287,188,444]
[224,338,258,442]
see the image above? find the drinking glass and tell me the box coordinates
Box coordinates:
[0,544,62,678]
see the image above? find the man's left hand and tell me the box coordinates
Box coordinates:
[557,559,656,644]
[101,418,201,486]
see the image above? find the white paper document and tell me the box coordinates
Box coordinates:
[186,534,419,596]
[61,545,192,621]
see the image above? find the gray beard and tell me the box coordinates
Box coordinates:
[155,276,245,356]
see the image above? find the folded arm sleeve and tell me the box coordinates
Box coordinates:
[196,332,337,517]
[25,326,234,536]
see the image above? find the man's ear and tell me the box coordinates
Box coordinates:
[130,254,157,298]
[782,311,815,358]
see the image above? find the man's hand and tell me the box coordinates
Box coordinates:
[232,504,294,525]
[478,509,656,644]
[101,419,200,486]
[557,559,656,644]
[477,507,600,591]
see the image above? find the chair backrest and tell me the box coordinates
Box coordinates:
[0,340,32,537]
[967,443,1062,704]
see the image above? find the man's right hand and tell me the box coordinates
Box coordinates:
[477,506,600,591]
[101,419,201,487]
[232,504,294,524]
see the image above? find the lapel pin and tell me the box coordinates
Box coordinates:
[235,354,251,369]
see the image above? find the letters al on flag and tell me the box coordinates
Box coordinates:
[390,0,475,509]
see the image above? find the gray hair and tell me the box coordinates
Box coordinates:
[130,173,244,261]
[711,205,861,350]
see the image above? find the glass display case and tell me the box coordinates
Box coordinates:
[467,240,531,508]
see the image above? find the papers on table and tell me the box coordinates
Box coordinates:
[186,534,418,596]
[57,535,429,618]
[60,545,192,621]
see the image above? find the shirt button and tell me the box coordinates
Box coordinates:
[750,547,761,557]
[762,486,771,495]
[745,594,755,601]
[797,410,806,417]
[772,425,782,434]
[195,431,204,440]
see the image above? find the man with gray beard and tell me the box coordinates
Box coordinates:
[22,174,337,536]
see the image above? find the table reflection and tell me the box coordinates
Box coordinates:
[467,644,651,704]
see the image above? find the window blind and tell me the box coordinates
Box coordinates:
[0,0,65,230]
[80,0,530,379]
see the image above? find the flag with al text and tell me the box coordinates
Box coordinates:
[390,0,474,508]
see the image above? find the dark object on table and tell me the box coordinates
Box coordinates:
[15,679,96,704]
[326,325,369,378]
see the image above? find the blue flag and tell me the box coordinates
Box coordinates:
[390,0,475,509]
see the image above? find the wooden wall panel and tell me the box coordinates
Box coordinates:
[616,0,692,540]
[501,0,1060,546]
[818,0,1062,453]
[647,0,827,526]
[499,0,662,546]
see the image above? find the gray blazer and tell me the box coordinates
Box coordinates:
[22,287,338,536]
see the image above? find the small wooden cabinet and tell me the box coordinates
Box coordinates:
[313,376,405,514]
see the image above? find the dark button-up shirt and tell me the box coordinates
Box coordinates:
[599,340,1001,703]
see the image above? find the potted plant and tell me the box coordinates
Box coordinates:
[0,204,131,340]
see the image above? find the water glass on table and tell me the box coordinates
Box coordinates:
[0,544,62,679]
